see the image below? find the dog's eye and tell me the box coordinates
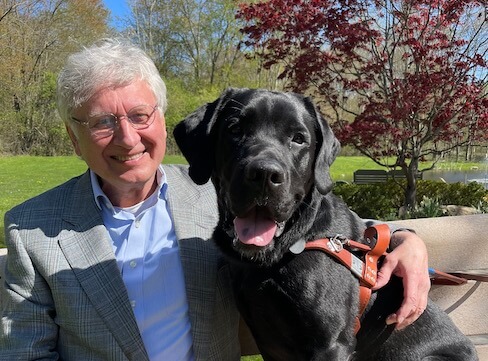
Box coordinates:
[227,120,242,135]
[292,133,306,144]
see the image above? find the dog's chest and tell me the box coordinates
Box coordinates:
[230,251,360,359]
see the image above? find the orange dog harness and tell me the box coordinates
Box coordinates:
[304,224,391,334]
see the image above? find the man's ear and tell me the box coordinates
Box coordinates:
[304,97,341,195]
[173,88,234,184]
[66,124,82,157]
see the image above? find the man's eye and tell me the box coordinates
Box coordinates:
[129,113,149,124]
[91,116,115,129]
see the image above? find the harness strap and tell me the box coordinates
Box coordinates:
[304,224,391,334]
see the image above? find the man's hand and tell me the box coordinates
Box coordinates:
[372,230,430,330]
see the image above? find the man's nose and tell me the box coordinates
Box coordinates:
[112,117,140,146]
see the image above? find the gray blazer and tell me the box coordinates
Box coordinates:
[0,164,241,360]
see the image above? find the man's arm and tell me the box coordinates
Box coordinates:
[0,216,59,360]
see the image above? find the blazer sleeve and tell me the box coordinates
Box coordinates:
[1,210,59,360]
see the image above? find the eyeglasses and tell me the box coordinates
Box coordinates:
[71,104,159,139]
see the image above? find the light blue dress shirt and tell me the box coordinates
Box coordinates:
[90,166,194,361]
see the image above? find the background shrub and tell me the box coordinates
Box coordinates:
[333,180,488,220]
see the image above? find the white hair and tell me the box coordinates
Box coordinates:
[57,38,167,124]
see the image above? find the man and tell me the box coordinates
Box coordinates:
[0,38,430,360]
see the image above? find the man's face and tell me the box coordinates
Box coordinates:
[67,79,167,205]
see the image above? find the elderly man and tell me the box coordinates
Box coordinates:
[0,38,429,360]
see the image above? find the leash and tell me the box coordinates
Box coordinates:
[304,224,391,334]
[429,268,488,284]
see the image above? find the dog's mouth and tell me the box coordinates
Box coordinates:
[233,206,286,247]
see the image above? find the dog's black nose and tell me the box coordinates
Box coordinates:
[246,159,285,188]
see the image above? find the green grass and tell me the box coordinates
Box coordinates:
[329,156,384,182]
[329,157,486,183]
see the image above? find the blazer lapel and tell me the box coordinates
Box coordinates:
[58,172,149,361]
[164,165,220,360]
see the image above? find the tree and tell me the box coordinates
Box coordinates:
[128,0,245,86]
[238,0,488,210]
[0,0,110,155]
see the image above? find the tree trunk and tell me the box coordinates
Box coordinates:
[403,159,419,211]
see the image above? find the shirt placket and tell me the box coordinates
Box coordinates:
[122,213,146,324]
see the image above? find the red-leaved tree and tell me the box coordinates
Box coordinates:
[238,0,488,209]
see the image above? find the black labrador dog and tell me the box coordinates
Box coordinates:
[174,88,477,360]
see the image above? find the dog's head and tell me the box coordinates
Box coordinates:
[174,88,340,264]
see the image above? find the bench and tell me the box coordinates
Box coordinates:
[353,169,388,184]
[1,215,487,359]
[391,214,488,360]
[353,169,423,184]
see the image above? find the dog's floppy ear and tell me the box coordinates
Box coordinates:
[173,88,232,184]
[304,97,341,195]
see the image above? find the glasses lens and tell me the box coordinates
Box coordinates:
[89,115,117,132]
[85,115,116,138]
[128,105,157,129]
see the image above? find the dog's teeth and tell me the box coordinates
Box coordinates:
[275,222,285,237]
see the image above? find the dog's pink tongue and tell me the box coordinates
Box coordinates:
[234,210,277,247]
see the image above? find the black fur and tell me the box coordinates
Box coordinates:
[174,88,477,360]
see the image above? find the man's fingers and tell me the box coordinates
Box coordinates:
[372,259,395,290]
[388,273,429,330]
[369,230,431,330]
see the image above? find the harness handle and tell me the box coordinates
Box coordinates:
[362,224,390,287]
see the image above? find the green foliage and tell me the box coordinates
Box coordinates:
[333,182,403,220]
[477,194,488,213]
[334,180,488,220]
[417,180,485,206]
[164,78,224,154]
[165,78,222,129]
[406,196,443,219]
[0,1,110,155]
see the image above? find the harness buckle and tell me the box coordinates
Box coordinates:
[328,234,346,252]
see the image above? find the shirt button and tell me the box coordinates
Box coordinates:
[130,300,136,308]
[135,219,141,228]
[129,260,137,268]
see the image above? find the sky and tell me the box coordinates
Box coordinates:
[102,0,131,28]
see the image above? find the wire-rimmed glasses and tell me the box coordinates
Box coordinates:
[71,104,159,139]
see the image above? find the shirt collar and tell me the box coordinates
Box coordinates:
[90,164,168,211]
